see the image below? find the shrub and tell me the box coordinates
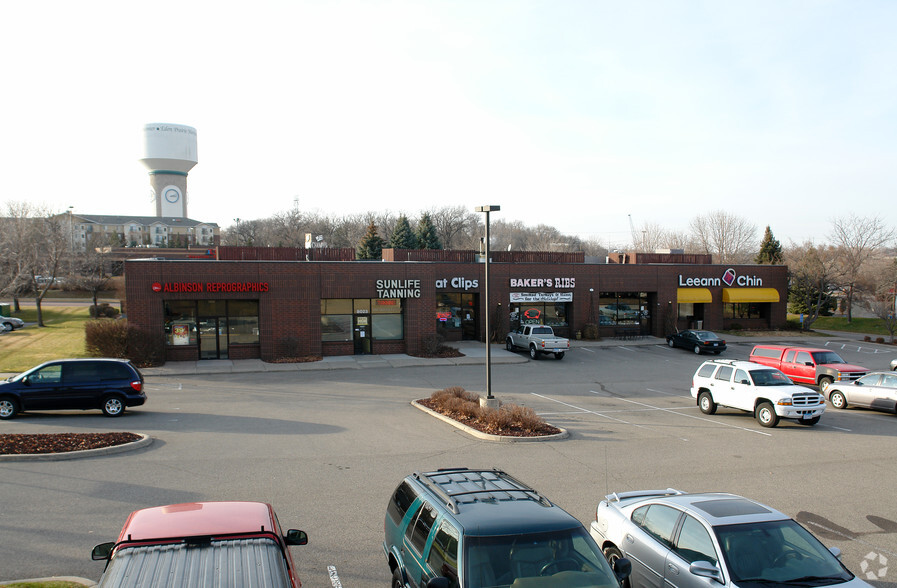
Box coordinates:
[864,336,872,342]
[127,326,166,367]
[89,303,120,319]
[876,337,885,344]
[85,319,129,357]
[424,386,558,436]
[581,323,599,340]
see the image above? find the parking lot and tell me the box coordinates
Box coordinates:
[1,336,896,588]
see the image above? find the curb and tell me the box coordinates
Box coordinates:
[0,576,96,587]
[0,434,153,462]
[411,401,568,442]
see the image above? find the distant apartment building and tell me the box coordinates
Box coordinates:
[63,213,219,250]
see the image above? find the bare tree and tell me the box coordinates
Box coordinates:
[785,241,844,331]
[427,206,480,250]
[830,214,896,323]
[857,256,897,342]
[689,211,758,264]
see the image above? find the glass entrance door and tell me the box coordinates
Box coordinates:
[353,315,371,355]
[198,317,228,359]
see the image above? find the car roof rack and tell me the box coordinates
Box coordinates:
[413,468,551,514]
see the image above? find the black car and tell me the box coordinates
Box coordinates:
[666,329,727,354]
[0,358,146,419]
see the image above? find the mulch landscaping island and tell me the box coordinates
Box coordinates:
[0,432,142,455]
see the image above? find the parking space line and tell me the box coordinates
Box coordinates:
[592,392,773,436]
[530,393,691,441]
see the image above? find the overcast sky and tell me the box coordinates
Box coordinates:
[2,1,895,248]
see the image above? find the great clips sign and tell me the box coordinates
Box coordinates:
[678,268,762,287]
[151,281,269,293]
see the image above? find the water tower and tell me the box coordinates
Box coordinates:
[140,123,198,218]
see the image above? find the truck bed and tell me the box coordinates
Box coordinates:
[97,537,294,588]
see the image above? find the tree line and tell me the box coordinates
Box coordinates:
[3,200,896,339]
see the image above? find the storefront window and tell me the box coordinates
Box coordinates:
[437,293,463,331]
[509,303,569,328]
[321,298,404,342]
[725,303,763,319]
[678,303,694,319]
[164,301,197,345]
[599,292,648,326]
[228,301,259,344]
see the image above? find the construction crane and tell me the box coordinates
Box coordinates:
[628,214,637,249]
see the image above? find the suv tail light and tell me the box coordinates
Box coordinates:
[130,380,143,392]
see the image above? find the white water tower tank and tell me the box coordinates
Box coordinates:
[140,123,198,218]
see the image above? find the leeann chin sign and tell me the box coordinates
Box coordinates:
[678,268,763,287]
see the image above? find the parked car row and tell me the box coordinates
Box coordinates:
[1,314,25,332]
[385,468,870,588]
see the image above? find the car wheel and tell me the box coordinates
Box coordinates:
[1,323,11,333]
[830,390,847,409]
[603,545,630,588]
[506,339,514,352]
[818,376,833,390]
[0,397,19,420]
[529,346,539,360]
[756,402,778,428]
[667,339,675,347]
[102,395,125,417]
[800,416,821,426]
[554,352,565,360]
[391,567,405,588]
[693,345,702,354]
[698,391,717,415]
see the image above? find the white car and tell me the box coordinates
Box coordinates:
[690,359,824,427]
[1,315,25,332]
[590,489,872,588]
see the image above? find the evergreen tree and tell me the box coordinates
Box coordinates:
[415,213,442,250]
[356,221,385,260]
[755,226,784,264]
[388,215,418,249]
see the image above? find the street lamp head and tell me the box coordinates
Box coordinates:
[475,205,501,213]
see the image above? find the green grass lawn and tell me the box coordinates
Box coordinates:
[0,307,92,373]
[791,314,896,339]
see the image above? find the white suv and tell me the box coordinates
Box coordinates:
[690,359,825,427]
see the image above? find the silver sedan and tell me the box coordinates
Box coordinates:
[825,371,897,413]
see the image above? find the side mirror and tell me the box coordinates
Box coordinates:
[829,546,842,560]
[740,379,750,385]
[614,557,632,581]
[22,376,31,386]
[91,542,115,561]
[689,561,723,583]
[285,529,308,546]
[426,577,450,588]
[805,362,814,367]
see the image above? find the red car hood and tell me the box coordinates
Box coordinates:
[822,362,868,371]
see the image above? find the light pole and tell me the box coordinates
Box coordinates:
[476,205,500,405]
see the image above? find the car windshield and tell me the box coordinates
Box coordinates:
[464,527,619,588]
[811,352,847,364]
[715,519,852,587]
[749,369,793,386]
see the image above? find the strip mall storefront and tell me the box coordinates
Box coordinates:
[125,258,788,362]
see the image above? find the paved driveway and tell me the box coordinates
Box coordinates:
[2,336,896,588]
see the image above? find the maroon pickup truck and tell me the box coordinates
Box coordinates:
[749,345,869,389]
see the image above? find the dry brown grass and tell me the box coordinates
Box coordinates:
[420,386,561,437]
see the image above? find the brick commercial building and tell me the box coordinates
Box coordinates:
[124,248,789,362]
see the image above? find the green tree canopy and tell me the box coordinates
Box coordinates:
[388,215,418,249]
[416,213,442,250]
[755,226,784,264]
[356,221,385,260]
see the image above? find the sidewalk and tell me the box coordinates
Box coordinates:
[140,332,834,378]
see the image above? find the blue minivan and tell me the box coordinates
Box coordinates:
[0,358,146,419]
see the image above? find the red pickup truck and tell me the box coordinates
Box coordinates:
[749,345,869,388]
[92,501,308,587]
